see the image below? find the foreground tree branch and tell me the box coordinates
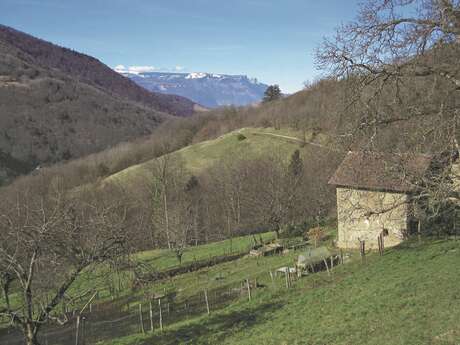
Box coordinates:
[0,179,135,345]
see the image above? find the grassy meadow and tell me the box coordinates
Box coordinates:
[104,127,330,185]
[99,238,460,345]
[67,232,277,302]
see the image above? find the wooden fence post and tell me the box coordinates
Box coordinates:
[246,279,252,301]
[75,315,80,345]
[158,298,163,331]
[149,300,154,332]
[139,303,145,334]
[418,220,422,243]
[81,317,86,345]
[204,289,210,315]
[323,259,330,276]
[360,240,366,262]
[285,270,289,289]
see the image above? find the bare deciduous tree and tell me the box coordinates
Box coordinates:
[0,178,133,345]
[317,0,460,227]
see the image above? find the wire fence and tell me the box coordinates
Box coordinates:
[0,246,336,345]
[0,279,255,345]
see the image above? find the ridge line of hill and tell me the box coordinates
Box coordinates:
[0,24,198,117]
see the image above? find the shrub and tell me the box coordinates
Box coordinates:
[280,224,304,238]
[306,227,326,247]
[236,133,247,141]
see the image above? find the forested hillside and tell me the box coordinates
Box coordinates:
[0,25,197,117]
[0,26,200,184]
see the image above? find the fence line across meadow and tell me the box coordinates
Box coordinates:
[1,261,316,345]
[1,242,336,345]
[0,278,256,345]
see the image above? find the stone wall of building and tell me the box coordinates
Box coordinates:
[336,187,409,249]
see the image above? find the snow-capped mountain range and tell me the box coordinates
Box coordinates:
[117,70,269,108]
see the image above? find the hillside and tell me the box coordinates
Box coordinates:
[0,25,197,117]
[2,233,458,344]
[0,26,189,184]
[107,239,460,345]
[122,71,268,108]
[106,127,333,184]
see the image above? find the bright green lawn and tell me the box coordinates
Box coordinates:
[102,239,460,345]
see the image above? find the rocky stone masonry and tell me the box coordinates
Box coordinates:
[336,187,409,249]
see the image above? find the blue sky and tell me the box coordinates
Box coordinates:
[0,0,360,93]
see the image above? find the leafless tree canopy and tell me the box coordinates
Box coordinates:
[317,0,460,226]
[317,0,459,143]
[0,178,135,345]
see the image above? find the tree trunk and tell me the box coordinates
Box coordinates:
[163,191,171,249]
[24,323,39,345]
[417,220,421,243]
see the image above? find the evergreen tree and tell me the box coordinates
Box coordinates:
[263,84,282,102]
[288,149,303,177]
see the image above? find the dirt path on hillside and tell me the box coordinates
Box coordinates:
[252,131,329,149]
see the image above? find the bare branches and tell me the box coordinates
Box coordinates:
[0,178,134,344]
[317,0,460,81]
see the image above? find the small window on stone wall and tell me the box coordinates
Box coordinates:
[382,228,389,236]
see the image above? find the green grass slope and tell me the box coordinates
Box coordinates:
[105,239,460,345]
[105,127,327,184]
[135,231,276,268]
[67,232,276,303]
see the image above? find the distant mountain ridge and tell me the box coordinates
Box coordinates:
[0,25,186,184]
[0,25,197,117]
[120,70,269,108]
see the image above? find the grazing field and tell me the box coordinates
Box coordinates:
[105,127,330,184]
[100,239,460,345]
[0,232,301,345]
[135,231,276,268]
[67,232,277,302]
[0,232,276,326]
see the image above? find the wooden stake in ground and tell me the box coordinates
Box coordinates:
[75,315,81,345]
[323,259,330,276]
[204,289,210,315]
[269,271,274,288]
[81,317,86,345]
[158,298,163,331]
[138,303,145,334]
[359,240,366,262]
[418,220,422,243]
[246,278,252,301]
[285,270,289,289]
[149,300,154,332]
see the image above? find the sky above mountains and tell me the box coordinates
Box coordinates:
[0,0,360,93]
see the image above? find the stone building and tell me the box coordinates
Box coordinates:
[329,151,433,249]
